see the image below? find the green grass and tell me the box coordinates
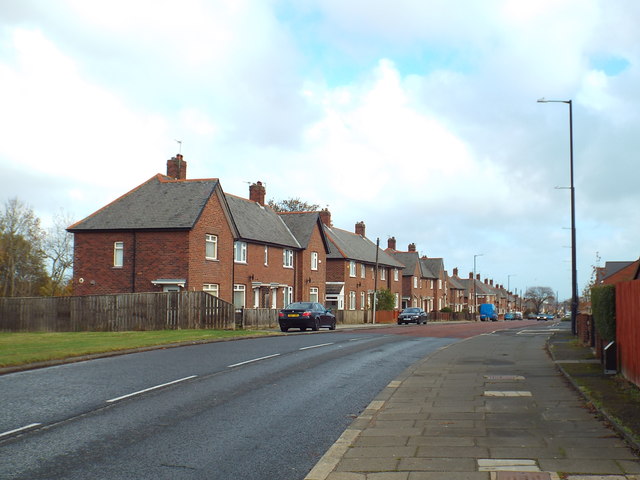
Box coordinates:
[0,330,272,367]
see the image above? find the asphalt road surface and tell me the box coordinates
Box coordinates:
[0,320,539,479]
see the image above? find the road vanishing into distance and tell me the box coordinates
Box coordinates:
[0,320,540,480]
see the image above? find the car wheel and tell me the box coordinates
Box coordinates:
[312,319,319,331]
[300,326,306,331]
[280,326,289,332]
[329,322,336,330]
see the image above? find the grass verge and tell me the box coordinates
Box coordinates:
[0,330,273,368]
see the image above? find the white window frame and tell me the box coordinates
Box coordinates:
[311,252,318,271]
[283,249,294,268]
[205,234,218,260]
[113,241,124,267]
[264,245,269,266]
[233,284,246,308]
[413,276,417,288]
[234,241,247,263]
[203,284,219,296]
[349,291,356,310]
[394,268,399,281]
[380,268,386,281]
[310,287,319,303]
[360,291,365,310]
[360,263,366,278]
[394,293,399,309]
[349,260,356,277]
[271,287,277,308]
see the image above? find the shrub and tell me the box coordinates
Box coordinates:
[374,288,396,311]
[591,284,616,343]
[440,306,453,313]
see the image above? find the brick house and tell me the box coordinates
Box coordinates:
[68,156,327,309]
[420,256,447,312]
[68,155,237,300]
[447,268,466,312]
[321,213,404,311]
[385,239,432,310]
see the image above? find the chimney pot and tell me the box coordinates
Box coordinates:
[355,221,366,237]
[319,209,332,227]
[453,267,458,276]
[408,243,416,252]
[387,236,396,250]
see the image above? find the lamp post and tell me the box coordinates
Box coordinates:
[473,254,483,319]
[538,98,578,335]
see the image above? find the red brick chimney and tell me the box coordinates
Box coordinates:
[408,243,416,252]
[477,273,481,280]
[469,272,474,279]
[319,208,332,227]
[453,267,458,277]
[355,221,365,237]
[249,181,266,205]
[490,279,494,286]
[167,154,187,180]
[387,236,396,250]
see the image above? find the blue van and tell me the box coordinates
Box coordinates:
[479,303,498,322]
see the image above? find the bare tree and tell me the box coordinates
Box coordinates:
[42,210,74,296]
[525,286,555,313]
[0,198,47,296]
[267,197,320,212]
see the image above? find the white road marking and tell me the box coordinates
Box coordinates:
[0,423,42,439]
[106,375,197,403]
[299,343,334,351]
[227,353,281,368]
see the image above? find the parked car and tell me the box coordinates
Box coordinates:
[514,311,523,320]
[278,302,336,332]
[535,313,547,321]
[479,303,498,322]
[504,312,515,321]
[397,307,428,325]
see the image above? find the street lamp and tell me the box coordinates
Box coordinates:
[538,98,578,335]
[473,254,484,319]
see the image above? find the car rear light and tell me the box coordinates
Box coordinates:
[302,312,311,317]
[278,312,285,318]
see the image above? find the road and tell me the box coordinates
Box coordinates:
[0,320,539,479]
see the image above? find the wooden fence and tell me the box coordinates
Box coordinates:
[616,279,640,387]
[0,292,236,332]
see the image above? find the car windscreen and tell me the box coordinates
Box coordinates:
[403,308,420,313]
[284,302,312,310]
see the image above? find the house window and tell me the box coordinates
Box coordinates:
[233,284,246,308]
[234,241,247,263]
[271,287,277,308]
[311,252,318,271]
[205,234,218,260]
[284,286,293,306]
[203,284,219,297]
[360,291,365,310]
[413,276,417,288]
[113,241,124,267]
[310,287,319,303]
[253,287,260,308]
[394,293,399,309]
[431,280,434,289]
[264,245,269,266]
[360,263,366,278]
[394,268,399,281]
[438,279,442,289]
[283,249,294,268]
[349,291,356,310]
[380,268,386,281]
[349,260,356,277]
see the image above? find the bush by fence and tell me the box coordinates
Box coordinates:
[0,292,236,332]
[592,284,616,343]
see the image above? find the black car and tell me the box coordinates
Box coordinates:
[397,307,428,325]
[278,302,336,332]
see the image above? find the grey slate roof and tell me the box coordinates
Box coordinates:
[603,261,634,279]
[390,251,420,276]
[225,194,300,248]
[421,258,444,279]
[324,225,404,268]
[448,274,465,290]
[68,174,220,231]
[278,212,330,252]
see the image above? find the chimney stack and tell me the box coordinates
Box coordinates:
[477,273,481,280]
[249,181,266,205]
[167,154,187,180]
[387,236,396,250]
[453,267,458,277]
[469,272,473,279]
[319,208,332,227]
[355,221,366,237]
[408,243,416,252]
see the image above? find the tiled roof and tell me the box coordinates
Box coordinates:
[278,212,330,252]
[225,194,300,248]
[68,174,220,231]
[390,251,419,276]
[421,258,444,279]
[324,225,404,268]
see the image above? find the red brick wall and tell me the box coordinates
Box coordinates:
[294,223,327,302]
[188,190,235,303]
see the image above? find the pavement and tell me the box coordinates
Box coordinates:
[304,322,640,480]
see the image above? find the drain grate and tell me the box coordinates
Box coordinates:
[485,375,525,381]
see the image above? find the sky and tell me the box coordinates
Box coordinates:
[1,0,639,302]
